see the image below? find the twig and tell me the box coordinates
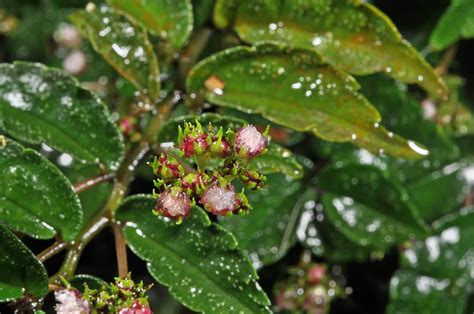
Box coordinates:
[435,43,459,76]
[113,223,128,278]
[48,284,63,292]
[37,240,67,263]
[178,28,213,87]
[74,172,116,194]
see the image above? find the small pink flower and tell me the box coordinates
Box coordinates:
[235,125,267,158]
[210,136,231,157]
[155,188,190,220]
[307,265,326,285]
[179,134,209,158]
[199,183,238,215]
[119,300,153,314]
[54,289,90,314]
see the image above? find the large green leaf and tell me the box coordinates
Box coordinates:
[108,0,193,48]
[387,207,474,313]
[158,113,303,178]
[70,4,160,102]
[318,164,430,248]
[220,174,305,268]
[430,0,474,50]
[0,225,48,301]
[214,0,445,97]
[116,195,271,313]
[0,62,124,171]
[0,138,82,241]
[187,43,429,159]
[386,269,469,314]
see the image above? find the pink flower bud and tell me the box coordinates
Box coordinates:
[239,169,266,190]
[275,286,298,311]
[199,183,238,216]
[179,134,209,158]
[155,187,190,220]
[54,289,90,314]
[153,154,184,181]
[180,172,209,196]
[303,286,330,313]
[118,300,152,314]
[210,137,231,157]
[307,265,326,285]
[235,125,268,158]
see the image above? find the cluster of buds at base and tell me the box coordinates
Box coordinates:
[151,121,270,223]
[274,262,345,314]
[80,274,153,314]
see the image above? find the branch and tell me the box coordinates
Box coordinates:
[435,43,459,76]
[74,172,116,193]
[113,222,128,278]
[37,240,67,263]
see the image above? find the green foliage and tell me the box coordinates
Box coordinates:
[116,195,271,313]
[430,0,474,50]
[0,0,473,313]
[0,225,48,301]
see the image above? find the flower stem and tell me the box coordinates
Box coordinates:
[74,172,116,194]
[112,222,128,278]
[37,240,67,263]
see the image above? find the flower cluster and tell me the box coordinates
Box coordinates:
[150,121,269,223]
[274,262,345,314]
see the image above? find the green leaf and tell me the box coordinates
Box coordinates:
[214,0,445,97]
[0,62,124,171]
[70,274,109,292]
[401,207,474,279]
[430,0,474,50]
[0,225,48,301]
[387,208,474,313]
[0,138,82,241]
[187,42,429,159]
[406,161,470,223]
[318,164,430,247]
[296,192,380,263]
[220,174,304,268]
[108,0,193,48]
[116,195,271,314]
[386,269,469,314]
[158,113,303,178]
[193,0,215,27]
[70,4,160,102]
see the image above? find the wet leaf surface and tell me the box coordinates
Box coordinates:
[214,0,445,97]
[187,43,429,159]
[70,274,109,292]
[0,225,48,301]
[0,138,82,241]
[0,62,124,171]
[108,0,193,48]
[158,113,303,178]
[388,207,474,313]
[318,164,430,247]
[116,195,271,314]
[70,4,160,102]
[220,174,304,268]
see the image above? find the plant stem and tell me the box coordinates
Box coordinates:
[74,172,116,194]
[178,28,213,87]
[49,95,176,283]
[435,43,459,76]
[113,222,128,277]
[37,240,67,263]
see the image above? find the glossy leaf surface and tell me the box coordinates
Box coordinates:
[430,0,474,50]
[70,4,160,101]
[220,174,304,268]
[116,195,271,313]
[0,62,124,171]
[187,43,429,159]
[0,138,82,241]
[214,0,445,97]
[108,0,193,48]
[318,164,429,247]
[0,225,48,301]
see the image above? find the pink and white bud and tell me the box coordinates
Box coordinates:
[235,125,268,158]
[118,300,153,314]
[155,187,190,221]
[307,265,326,285]
[199,183,238,215]
[54,289,90,314]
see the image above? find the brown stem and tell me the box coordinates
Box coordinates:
[178,28,213,87]
[37,241,67,263]
[435,43,459,76]
[113,222,128,278]
[48,284,63,292]
[74,172,116,194]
